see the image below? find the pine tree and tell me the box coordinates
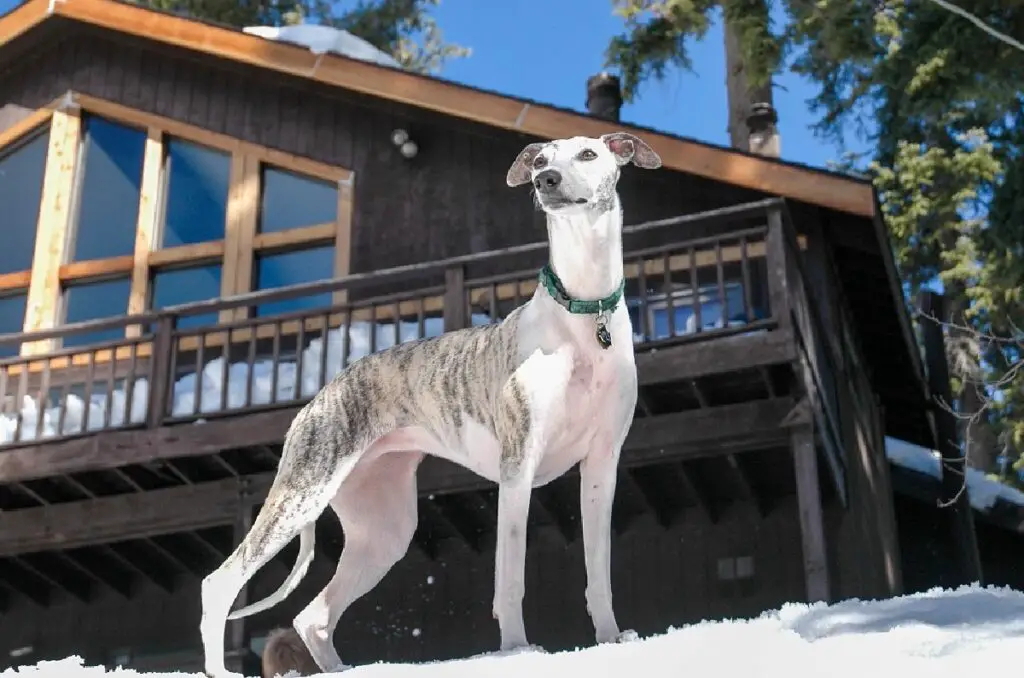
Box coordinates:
[127,0,470,74]
[605,0,1024,480]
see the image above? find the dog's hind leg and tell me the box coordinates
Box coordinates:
[293,447,423,672]
[200,471,347,678]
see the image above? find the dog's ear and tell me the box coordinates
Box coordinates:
[506,142,546,187]
[601,132,662,169]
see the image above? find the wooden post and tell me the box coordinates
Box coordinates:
[917,290,984,585]
[763,207,791,332]
[443,265,467,332]
[226,484,257,676]
[22,104,82,355]
[146,315,174,428]
[791,423,831,602]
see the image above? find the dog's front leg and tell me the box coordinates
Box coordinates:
[493,345,574,651]
[580,420,637,645]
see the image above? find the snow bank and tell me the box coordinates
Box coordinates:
[242,24,401,68]
[7,584,1024,677]
[885,436,1024,510]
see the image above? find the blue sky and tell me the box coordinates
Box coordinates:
[0,0,871,169]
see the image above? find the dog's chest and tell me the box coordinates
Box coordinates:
[534,348,633,483]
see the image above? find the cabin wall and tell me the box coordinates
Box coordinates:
[0,498,806,671]
[789,204,902,601]
[0,25,770,279]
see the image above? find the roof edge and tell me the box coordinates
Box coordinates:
[0,0,877,218]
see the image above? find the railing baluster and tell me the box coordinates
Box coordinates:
[392,303,401,347]
[124,341,138,425]
[103,349,116,429]
[715,241,727,329]
[369,305,378,355]
[688,247,702,333]
[633,258,645,341]
[740,236,753,323]
[0,367,8,427]
[219,328,231,413]
[193,331,206,418]
[57,382,70,437]
[663,252,676,339]
[294,318,306,402]
[82,351,96,434]
[416,298,426,339]
[270,320,282,405]
[245,325,257,409]
[489,283,498,323]
[320,311,331,389]
[36,359,50,440]
[14,366,27,442]
[342,310,353,367]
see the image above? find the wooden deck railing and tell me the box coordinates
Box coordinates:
[0,198,848,457]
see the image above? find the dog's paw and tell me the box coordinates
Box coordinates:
[614,629,639,644]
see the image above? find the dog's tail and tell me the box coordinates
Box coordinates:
[226,521,316,620]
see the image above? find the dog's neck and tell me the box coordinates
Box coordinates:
[544,194,624,304]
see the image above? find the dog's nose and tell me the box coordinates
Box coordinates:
[533,169,562,192]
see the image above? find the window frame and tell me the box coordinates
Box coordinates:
[13,92,354,356]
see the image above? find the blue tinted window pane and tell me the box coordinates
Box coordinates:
[254,246,334,317]
[162,139,230,247]
[73,116,145,261]
[259,166,337,234]
[63,278,130,348]
[0,294,27,359]
[0,129,49,275]
[152,265,222,329]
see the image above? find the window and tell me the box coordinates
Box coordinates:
[161,138,231,248]
[630,281,752,341]
[62,278,131,347]
[259,166,337,234]
[253,246,334,317]
[0,294,28,359]
[151,265,223,328]
[71,115,146,262]
[0,128,49,275]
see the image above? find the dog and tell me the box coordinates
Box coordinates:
[198,132,662,678]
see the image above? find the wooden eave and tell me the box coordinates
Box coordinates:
[0,0,876,218]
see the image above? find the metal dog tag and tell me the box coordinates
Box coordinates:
[596,312,612,349]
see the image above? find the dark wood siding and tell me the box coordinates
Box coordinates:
[0,499,807,670]
[0,25,768,278]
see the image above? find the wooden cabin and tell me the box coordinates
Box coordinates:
[0,0,940,672]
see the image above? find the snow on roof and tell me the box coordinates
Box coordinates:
[7,584,1023,677]
[242,24,401,68]
[885,436,1024,511]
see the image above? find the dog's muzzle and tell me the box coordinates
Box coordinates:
[533,169,587,206]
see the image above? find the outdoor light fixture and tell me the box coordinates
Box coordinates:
[391,128,419,159]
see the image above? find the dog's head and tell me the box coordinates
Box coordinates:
[506,132,661,214]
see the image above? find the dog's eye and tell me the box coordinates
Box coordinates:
[576,149,598,161]
[532,155,547,169]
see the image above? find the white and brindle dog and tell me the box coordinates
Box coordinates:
[199,131,662,678]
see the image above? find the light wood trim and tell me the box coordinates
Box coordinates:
[0,271,33,293]
[71,93,352,183]
[0,0,49,55]
[22,107,82,355]
[227,154,260,322]
[0,107,53,153]
[4,0,876,217]
[127,128,165,337]
[58,255,135,282]
[333,179,354,306]
[149,241,226,268]
[252,222,335,252]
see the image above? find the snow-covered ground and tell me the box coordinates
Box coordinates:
[885,436,1024,511]
[6,584,1024,677]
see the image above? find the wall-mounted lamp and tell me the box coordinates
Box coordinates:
[391,128,419,159]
